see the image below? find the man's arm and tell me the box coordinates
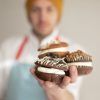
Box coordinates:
[0,41,13,100]
[30,66,78,100]
[46,89,74,100]
[0,44,5,100]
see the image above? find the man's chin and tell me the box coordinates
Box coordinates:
[33,28,53,38]
[38,29,52,37]
[40,32,51,38]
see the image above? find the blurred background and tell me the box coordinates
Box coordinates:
[0,0,100,100]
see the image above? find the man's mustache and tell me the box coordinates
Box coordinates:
[37,21,50,26]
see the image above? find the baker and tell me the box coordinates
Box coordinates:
[0,0,84,100]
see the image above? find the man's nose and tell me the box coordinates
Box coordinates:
[39,10,47,21]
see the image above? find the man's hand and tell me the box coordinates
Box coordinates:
[30,66,78,100]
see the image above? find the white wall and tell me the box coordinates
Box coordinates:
[0,0,100,100]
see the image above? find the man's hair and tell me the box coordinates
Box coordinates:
[25,0,63,22]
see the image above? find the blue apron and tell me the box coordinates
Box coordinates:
[6,62,46,100]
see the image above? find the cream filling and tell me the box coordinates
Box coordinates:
[67,62,92,67]
[37,67,65,75]
[39,47,67,55]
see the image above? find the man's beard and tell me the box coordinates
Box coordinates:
[32,28,53,40]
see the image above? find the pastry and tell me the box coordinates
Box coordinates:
[34,41,93,85]
[38,40,68,58]
[64,50,92,75]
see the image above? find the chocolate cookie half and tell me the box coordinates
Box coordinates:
[64,50,93,75]
[35,41,93,85]
[35,50,93,84]
[38,40,68,58]
[35,65,65,85]
[35,56,68,84]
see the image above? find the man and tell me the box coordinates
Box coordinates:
[0,0,83,100]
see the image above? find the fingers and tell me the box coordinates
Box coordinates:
[30,67,37,79]
[60,76,71,89]
[30,66,78,90]
[30,67,35,75]
[60,66,78,89]
[69,66,78,83]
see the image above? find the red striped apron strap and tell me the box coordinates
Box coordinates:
[15,34,60,60]
[15,36,29,60]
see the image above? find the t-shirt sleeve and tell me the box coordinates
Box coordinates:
[0,44,7,100]
[0,38,19,100]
